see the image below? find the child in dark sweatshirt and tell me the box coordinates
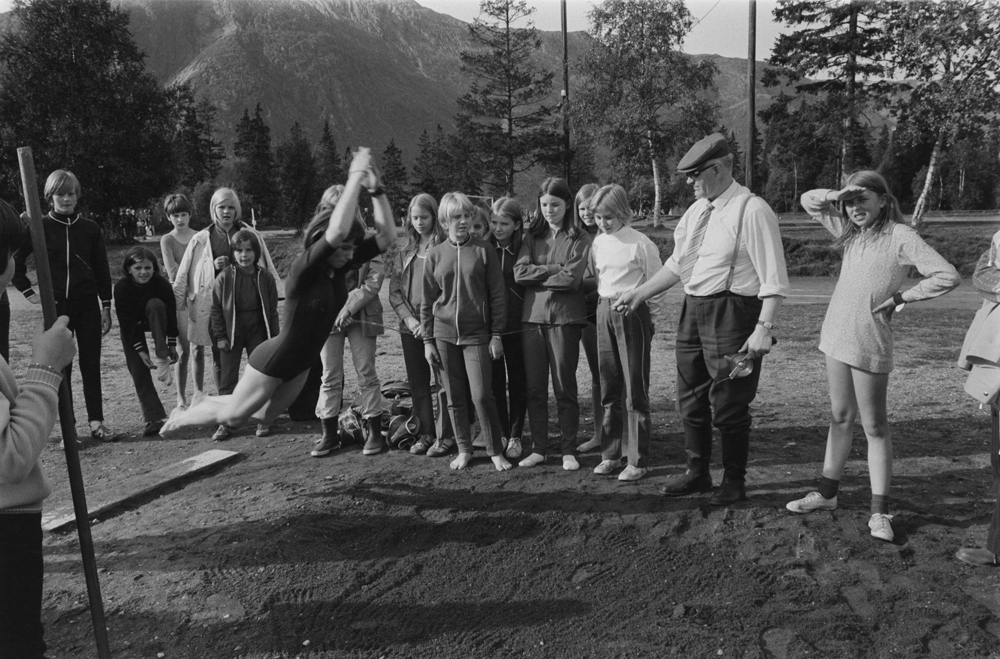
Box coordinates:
[12,170,116,441]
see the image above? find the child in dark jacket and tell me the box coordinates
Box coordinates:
[488,197,527,460]
[421,192,510,471]
[210,229,279,439]
[12,170,117,441]
[113,247,179,436]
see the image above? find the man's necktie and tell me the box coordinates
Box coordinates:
[679,203,713,284]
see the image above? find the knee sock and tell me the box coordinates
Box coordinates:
[818,477,840,500]
[871,494,890,515]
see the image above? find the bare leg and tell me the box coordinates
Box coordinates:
[161,366,280,434]
[851,367,891,496]
[192,344,206,396]
[253,371,310,426]
[174,310,190,408]
[821,355,860,481]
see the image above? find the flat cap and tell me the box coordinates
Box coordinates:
[677,133,731,174]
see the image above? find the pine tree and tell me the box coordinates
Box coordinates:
[276,122,316,230]
[456,0,561,195]
[766,1,894,179]
[380,139,408,217]
[314,118,343,189]
[168,83,224,189]
[232,104,278,222]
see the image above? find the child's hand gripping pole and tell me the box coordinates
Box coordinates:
[17,147,112,659]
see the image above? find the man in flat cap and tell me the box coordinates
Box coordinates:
[614,133,789,505]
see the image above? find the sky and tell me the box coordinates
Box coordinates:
[420,0,784,59]
[0,0,784,60]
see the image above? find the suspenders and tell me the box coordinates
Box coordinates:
[723,194,754,292]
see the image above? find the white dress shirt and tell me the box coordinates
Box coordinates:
[665,180,789,298]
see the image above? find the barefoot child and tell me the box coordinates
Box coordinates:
[12,170,117,441]
[113,247,179,436]
[488,197,527,460]
[209,229,280,439]
[161,149,394,435]
[421,192,511,471]
[387,193,454,458]
[514,177,592,470]
[787,171,960,542]
[159,193,198,410]
[588,185,663,481]
[0,197,77,659]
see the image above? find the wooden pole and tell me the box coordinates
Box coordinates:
[561,0,571,186]
[17,148,112,659]
[747,0,756,191]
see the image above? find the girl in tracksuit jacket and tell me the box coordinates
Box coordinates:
[487,197,527,460]
[421,192,510,472]
[210,230,280,399]
[12,170,117,441]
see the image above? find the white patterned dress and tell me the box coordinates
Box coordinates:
[802,190,961,373]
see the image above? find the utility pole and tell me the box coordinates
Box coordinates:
[561,0,571,185]
[747,0,756,191]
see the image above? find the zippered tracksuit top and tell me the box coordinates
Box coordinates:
[420,236,507,346]
[12,211,113,423]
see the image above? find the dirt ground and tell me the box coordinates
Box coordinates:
[10,279,1000,659]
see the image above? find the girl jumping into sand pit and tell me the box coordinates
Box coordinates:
[161,148,395,435]
[786,171,960,543]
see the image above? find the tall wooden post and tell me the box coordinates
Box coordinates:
[561,0,571,186]
[747,0,757,191]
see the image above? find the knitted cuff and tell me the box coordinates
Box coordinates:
[25,364,63,391]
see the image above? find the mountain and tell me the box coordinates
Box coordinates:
[117,0,591,165]
[1,0,791,185]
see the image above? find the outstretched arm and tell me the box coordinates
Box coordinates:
[367,162,397,253]
[324,148,373,248]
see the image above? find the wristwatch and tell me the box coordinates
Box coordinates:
[757,320,774,330]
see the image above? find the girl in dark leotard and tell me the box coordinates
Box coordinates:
[160,149,396,434]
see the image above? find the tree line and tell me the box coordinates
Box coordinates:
[0,0,997,238]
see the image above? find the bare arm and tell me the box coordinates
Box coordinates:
[324,148,373,248]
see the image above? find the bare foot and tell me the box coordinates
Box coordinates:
[518,452,545,468]
[159,406,187,436]
[450,452,473,470]
[562,455,580,471]
[492,455,513,471]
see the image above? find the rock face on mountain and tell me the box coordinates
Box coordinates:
[1,0,784,174]
[118,0,591,161]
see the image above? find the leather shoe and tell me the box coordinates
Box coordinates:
[660,470,713,496]
[708,481,747,506]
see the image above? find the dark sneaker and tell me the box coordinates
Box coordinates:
[143,419,165,437]
[410,434,435,455]
[90,424,119,442]
[426,437,455,457]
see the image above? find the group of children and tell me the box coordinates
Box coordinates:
[3,145,998,656]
